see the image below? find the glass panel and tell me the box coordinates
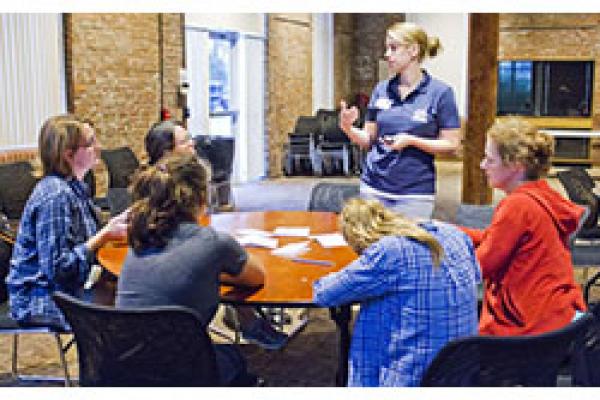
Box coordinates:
[497,61,533,115]
[209,34,232,113]
[209,115,233,136]
[544,62,592,117]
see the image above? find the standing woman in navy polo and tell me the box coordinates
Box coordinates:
[339,22,461,219]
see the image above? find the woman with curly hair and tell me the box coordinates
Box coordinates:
[313,198,480,386]
[462,117,587,336]
[116,153,264,386]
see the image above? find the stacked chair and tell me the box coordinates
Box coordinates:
[283,106,366,177]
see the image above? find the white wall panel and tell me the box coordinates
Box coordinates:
[0,13,65,149]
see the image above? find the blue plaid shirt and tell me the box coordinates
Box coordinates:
[6,174,98,328]
[313,221,481,387]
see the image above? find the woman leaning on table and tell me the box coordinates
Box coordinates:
[6,115,128,329]
[339,22,461,219]
[460,117,587,336]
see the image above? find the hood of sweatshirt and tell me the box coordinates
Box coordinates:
[513,179,585,241]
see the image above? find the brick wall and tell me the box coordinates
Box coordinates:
[267,14,313,177]
[64,13,184,194]
[499,13,600,164]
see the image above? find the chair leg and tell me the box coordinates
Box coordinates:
[53,334,72,386]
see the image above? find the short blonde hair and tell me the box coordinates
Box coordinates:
[387,22,442,62]
[340,198,444,267]
[487,117,554,180]
[38,114,87,177]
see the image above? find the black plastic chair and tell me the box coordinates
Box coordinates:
[307,182,360,214]
[100,147,140,189]
[0,161,38,227]
[421,313,594,387]
[314,109,352,176]
[572,302,600,386]
[0,225,73,385]
[106,188,131,217]
[284,116,320,176]
[557,168,600,239]
[194,135,235,210]
[52,292,220,386]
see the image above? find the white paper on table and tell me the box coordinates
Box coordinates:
[272,226,310,237]
[271,241,310,257]
[311,233,348,248]
[236,235,278,249]
[236,228,273,237]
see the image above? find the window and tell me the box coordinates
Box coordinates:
[209,31,238,135]
[497,61,593,117]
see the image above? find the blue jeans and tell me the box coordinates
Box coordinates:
[359,188,435,220]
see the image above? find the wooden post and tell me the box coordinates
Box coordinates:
[462,13,499,204]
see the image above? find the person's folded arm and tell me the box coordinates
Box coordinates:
[312,240,396,307]
[458,226,485,247]
[36,195,93,288]
[220,253,265,288]
[472,199,526,281]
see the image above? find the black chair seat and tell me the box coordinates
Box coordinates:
[308,182,360,214]
[100,147,140,189]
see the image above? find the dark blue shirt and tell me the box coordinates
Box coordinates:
[362,71,460,196]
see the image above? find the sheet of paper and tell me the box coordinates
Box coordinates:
[236,235,278,249]
[236,228,272,237]
[271,241,310,257]
[272,226,310,237]
[311,233,348,248]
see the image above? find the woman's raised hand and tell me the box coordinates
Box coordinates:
[339,100,359,131]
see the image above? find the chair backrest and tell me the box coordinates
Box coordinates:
[557,169,599,229]
[308,182,360,213]
[455,204,495,229]
[316,109,349,143]
[0,161,38,220]
[193,135,235,183]
[572,303,600,386]
[106,188,132,217]
[0,214,15,304]
[52,292,219,387]
[421,313,594,387]
[100,147,140,189]
[293,116,320,136]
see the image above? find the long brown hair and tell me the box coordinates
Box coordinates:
[340,198,444,267]
[127,153,209,253]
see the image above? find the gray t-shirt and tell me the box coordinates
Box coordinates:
[116,223,247,326]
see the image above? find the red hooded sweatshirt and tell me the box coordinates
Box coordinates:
[461,180,587,336]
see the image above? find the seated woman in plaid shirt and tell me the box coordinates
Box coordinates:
[6,115,128,329]
[313,198,480,386]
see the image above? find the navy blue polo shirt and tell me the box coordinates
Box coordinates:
[361,70,460,196]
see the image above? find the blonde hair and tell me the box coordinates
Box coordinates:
[487,117,554,180]
[38,114,88,177]
[340,198,444,267]
[387,22,442,62]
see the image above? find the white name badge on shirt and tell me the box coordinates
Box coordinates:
[375,98,392,110]
[412,108,428,123]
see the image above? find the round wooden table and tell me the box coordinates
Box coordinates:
[96,210,358,386]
